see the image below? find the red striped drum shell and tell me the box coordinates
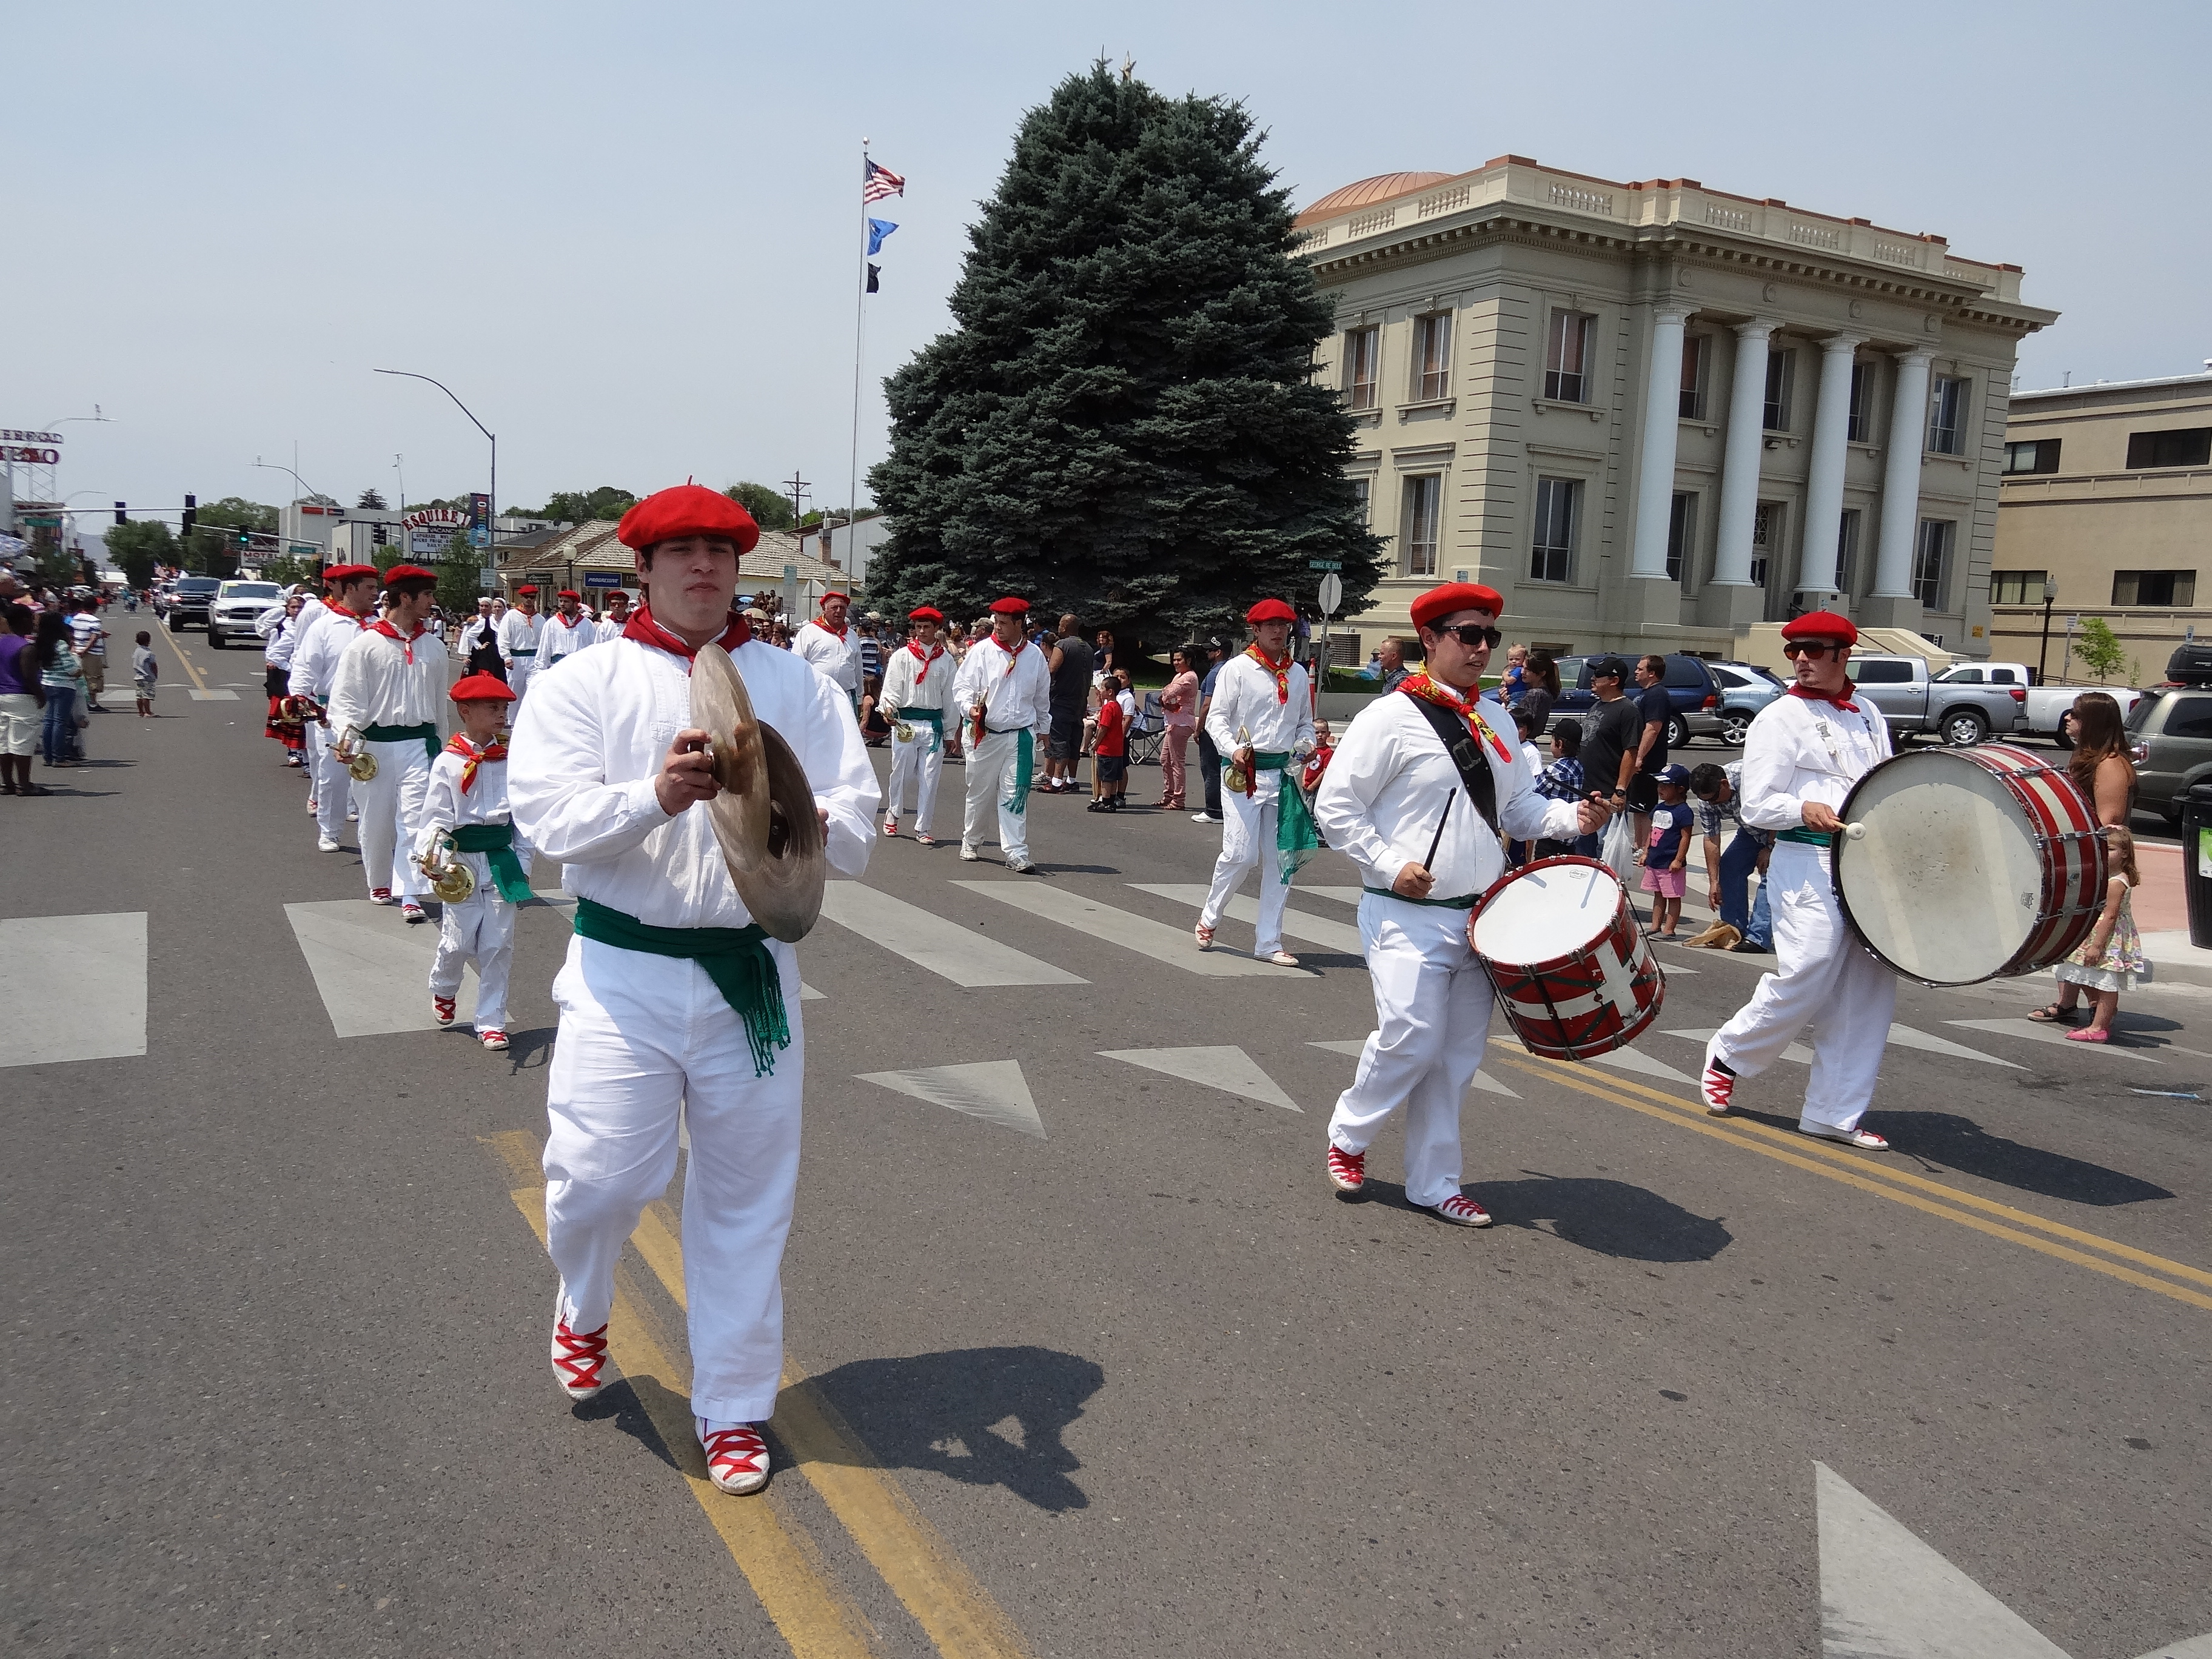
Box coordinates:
[1469,856,1666,1061]
[1831,742,2108,987]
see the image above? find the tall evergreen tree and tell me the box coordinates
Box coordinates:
[868,62,1379,642]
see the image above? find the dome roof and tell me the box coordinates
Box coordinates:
[1295,172,1454,227]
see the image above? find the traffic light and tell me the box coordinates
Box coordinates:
[181,495,197,542]
[114,501,127,525]
[371,522,389,547]
[236,526,251,549]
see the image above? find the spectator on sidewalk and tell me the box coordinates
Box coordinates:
[2036,825,2149,1040]
[0,603,44,795]
[1375,637,1409,693]
[1532,716,1587,858]
[1158,645,1200,810]
[1191,637,1228,825]
[1687,762,1774,953]
[1518,651,1560,739]
[1090,679,1128,811]
[1045,616,1093,794]
[35,611,84,768]
[69,600,109,712]
[132,632,158,718]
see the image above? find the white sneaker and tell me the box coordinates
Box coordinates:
[346,809,358,822]
[959,844,980,862]
[317,836,340,853]
[1799,1122,1890,1151]
[697,1419,771,1495]
[1006,857,1037,874]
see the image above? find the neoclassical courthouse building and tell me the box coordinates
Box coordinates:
[1299,157,2057,661]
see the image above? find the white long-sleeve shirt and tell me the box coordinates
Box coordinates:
[498,609,543,666]
[506,634,879,931]
[287,603,369,700]
[1314,688,1579,902]
[593,614,629,647]
[878,642,952,715]
[414,745,534,894]
[1204,651,1316,802]
[951,635,1051,734]
[324,625,452,740]
[540,611,594,668]
[261,610,302,669]
[1737,689,1892,832]
[793,619,862,694]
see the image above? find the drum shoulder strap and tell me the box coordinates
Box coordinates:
[1407,697,1501,837]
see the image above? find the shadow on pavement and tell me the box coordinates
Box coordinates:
[800,1346,1104,1512]
[1879,1111,2174,1207]
[580,1375,682,1473]
[1475,1171,1735,1262]
[501,1027,558,1072]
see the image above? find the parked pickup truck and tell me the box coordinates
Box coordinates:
[1932,660,2142,745]
[1851,655,2023,747]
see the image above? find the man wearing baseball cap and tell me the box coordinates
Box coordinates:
[324,564,451,919]
[540,588,593,672]
[1698,610,1898,1150]
[1313,581,1612,1228]
[289,563,382,854]
[878,606,951,843]
[498,584,545,699]
[951,597,1052,872]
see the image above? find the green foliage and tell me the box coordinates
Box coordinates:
[725,481,797,531]
[356,488,388,509]
[258,554,320,588]
[512,487,635,524]
[867,61,1380,640]
[2074,616,2127,682]
[434,551,484,617]
[106,520,176,589]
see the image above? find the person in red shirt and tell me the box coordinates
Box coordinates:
[1090,677,1128,811]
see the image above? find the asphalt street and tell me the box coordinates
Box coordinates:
[4,626,2208,1659]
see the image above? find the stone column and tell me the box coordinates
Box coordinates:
[1798,332,1864,602]
[1699,320,1776,629]
[1862,347,1933,630]
[1629,305,1691,581]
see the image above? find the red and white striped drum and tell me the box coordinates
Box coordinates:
[1832,742,2108,987]
[1469,856,1666,1061]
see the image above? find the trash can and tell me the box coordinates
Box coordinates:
[2182,783,2212,950]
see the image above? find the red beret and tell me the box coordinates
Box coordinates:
[603,589,628,601]
[324,563,378,583]
[615,484,762,555]
[908,606,945,623]
[449,672,517,703]
[381,564,438,586]
[988,596,1030,614]
[555,589,581,600]
[1245,598,1296,624]
[1410,581,1504,629]
[1781,609,1858,646]
[820,591,849,605]
[515,585,538,596]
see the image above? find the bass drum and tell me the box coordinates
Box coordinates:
[1469,856,1665,1061]
[1832,743,2106,987]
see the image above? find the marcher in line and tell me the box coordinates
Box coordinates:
[418,671,532,1050]
[594,589,633,645]
[540,589,594,671]
[793,591,862,714]
[326,565,450,919]
[507,483,878,1496]
[1195,599,1317,966]
[953,597,1052,873]
[1313,582,1610,1228]
[292,565,380,852]
[499,586,546,698]
[261,594,307,764]
[1699,611,1897,1150]
[878,606,950,843]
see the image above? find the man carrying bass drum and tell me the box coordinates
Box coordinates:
[1698,610,1897,1150]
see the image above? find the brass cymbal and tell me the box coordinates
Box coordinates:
[692,642,826,941]
[691,643,769,874]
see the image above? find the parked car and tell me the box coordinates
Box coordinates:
[1852,655,2022,747]
[207,580,284,648]
[2124,686,2212,826]
[1708,660,1787,746]
[1551,653,1725,748]
[1934,662,2143,745]
[160,576,223,629]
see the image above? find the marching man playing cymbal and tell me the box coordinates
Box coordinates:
[1195,597,1318,967]
[1699,610,1897,1150]
[1313,582,1612,1228]
[325,563,450,920]
[417,671,534,1051]
[878,605,950,843]
[508,484,879,1496]
[499,585,545,698]
[953,596,1053,873]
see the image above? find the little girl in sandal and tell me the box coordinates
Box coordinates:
[2033,824,2150,1041]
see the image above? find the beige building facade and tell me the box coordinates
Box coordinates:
[1989,372,2212,679]
[1298,157,2056,661]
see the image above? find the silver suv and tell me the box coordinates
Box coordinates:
[208,580,283,649]
[2125,687,2212,826]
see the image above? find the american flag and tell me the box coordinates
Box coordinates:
[862,158,905,203]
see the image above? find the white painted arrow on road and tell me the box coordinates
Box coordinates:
[1098,1045,1300,1110]
[857,1060,1046,1139]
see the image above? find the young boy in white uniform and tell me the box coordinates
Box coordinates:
[877,605,950,843]
[419,671,533,1050]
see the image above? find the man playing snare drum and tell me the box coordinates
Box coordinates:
[1698,610,1897,1148]
[1312,582,1612,1228]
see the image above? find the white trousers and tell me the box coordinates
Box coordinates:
[962,728,1031,863]
[885,721,944,833]
[1327,895,1493,1208]
[307,723,352,843]
[1201,783,1290,955]
[507,660,535,701]
[542,935,805,1423]
[354,739,432,899]
[429,892,516,1033]
[1709,842,1897,1132]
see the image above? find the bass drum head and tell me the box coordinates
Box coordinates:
[1834,750,2045,985]
[1472,857,1623,968]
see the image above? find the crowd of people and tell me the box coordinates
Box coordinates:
[0,572,152,792]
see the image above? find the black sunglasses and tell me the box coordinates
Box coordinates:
[1780,641,1844,659]
[1431,623,1503,649]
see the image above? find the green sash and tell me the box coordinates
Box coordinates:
[1248,751,1322,882]
[451,822,533,905]
[1003,728,1033,816]
[364,721,439,763]
[1776,826,1834,848]
[571,897,791,1078]
[897,706,943,725]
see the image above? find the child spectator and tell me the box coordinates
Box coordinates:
[1533,718,1587,858]
[1638,763,1694,937]
[1090,681,1128,811]
[2036,824,2149,1041]
[132,632,157,717]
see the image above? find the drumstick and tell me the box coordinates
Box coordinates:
[1844,822,1866,840]
[1424,791,1456,870]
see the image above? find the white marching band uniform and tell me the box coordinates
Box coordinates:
[417,738,531,1036]
[1200,651,1315,959]
[324,622,451,901]
[792,618,862,708]
[1705,691,1896,1133]
[952,634,1052,865]
[878,639,950,836]
[289,600,367,846]
[1314,688,1582,1209]
[508,628,879,1424]
[498,608,545,699]
[593,611,629,648]
[540,610,594,671]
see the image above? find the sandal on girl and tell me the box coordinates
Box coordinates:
[2064,1026,2111,1044]
[2028,1003,2080,1023]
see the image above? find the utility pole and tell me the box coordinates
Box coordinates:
[783,471,811,535]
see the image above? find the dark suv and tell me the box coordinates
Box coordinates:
[2125,686,2212,826]
[161,576,222,629]
[1550,653,1724,749]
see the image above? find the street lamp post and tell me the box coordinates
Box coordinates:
[2037,575,2060,684]
[375,370,494,591]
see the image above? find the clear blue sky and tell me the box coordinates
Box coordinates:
[7,0,2204,545]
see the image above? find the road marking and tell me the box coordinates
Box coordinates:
[0,913,147,1067]
[1098,1045,1300,1110]
[822,882,1085,987]
[1125,884,1366,954]
[1495,1045,2212,1309]
[954,881,1300,977]
[2134,1636,2212,1659]
[1666,1027,1816,1066]
[1587,1047,1697,1084]
[1882,1022,2026,1068]
[157,618,210,692]
[286,900,474,1036]
[1307,1038,1520,1097]
[1817,1461,2069,1657]
[858,1060,1046,1138]
[1949,1017,2163,1064]
[189,689,240,701]
[482,1135,879,1659]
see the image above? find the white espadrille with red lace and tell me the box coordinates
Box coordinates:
[1430,1194,1492,1228]
[432,995,457,1027]
[698,1419,771,1495]
[1326,1144,1366,1193]
[1699,1054,1737,1116]
[480,1029,509,1051]
[551,1303,611,1401]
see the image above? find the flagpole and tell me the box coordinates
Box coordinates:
[847,138,870,569]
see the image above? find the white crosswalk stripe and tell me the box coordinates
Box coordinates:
[1098,1045,1300,1110]
[0,913,147,1067]
[822,881,1085,987]
[1126,884,1364,955]
[857,1060,1045,1138]
[287,900,477,1036]
[1948,1017,2163,1064]
[1666,1027,1815,1067]
[1308,1038,1520,1098]
[955,880,1305,977]
[188,689,240,701]
[1588,1047,1698,1084]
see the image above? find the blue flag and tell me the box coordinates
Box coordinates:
[866,218,898,256]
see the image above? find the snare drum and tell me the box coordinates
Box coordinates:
[1832,743,2106,987]
[1469,856,1666,1061]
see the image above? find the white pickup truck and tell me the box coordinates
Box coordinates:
[1936,662,2141,747]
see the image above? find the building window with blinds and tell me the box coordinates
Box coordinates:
[1343,326,1379,411]
[1989,570,2046,605]
[1410,312,1452,401]
[1847,361,1872,443]
[1834,509,1862,594]
[1913,520,1954,608]
[1666,492,1697,582]
[1349,476,1371,529]
[1402,475,1441,577]
[1544,311,1595,403]
[1531,477,1578,583]
[1678,337,1708,420]
[1763,349,1796,432]
[1928,375,1969,456]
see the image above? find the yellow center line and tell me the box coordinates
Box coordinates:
[158,617,209,692]
[1492,1051,2212,1314]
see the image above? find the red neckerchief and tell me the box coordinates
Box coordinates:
[906,639,943,683]
[1398,672,1515,764]
[994,634,1027,674]
[553,612,585,631]
[444,732,508,793]
[326,601,365,626]
[1245,643,1293,705]
[367,617,426,665]
[1787,679,1860,714]
[622,603,753,663]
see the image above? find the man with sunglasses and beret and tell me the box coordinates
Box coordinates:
[1313,581,1613,1228]
[1698,609,1897,1150]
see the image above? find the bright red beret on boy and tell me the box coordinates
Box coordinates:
[449,672,517,703]
[1245,598,1296,623]
[615,484,762,555]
